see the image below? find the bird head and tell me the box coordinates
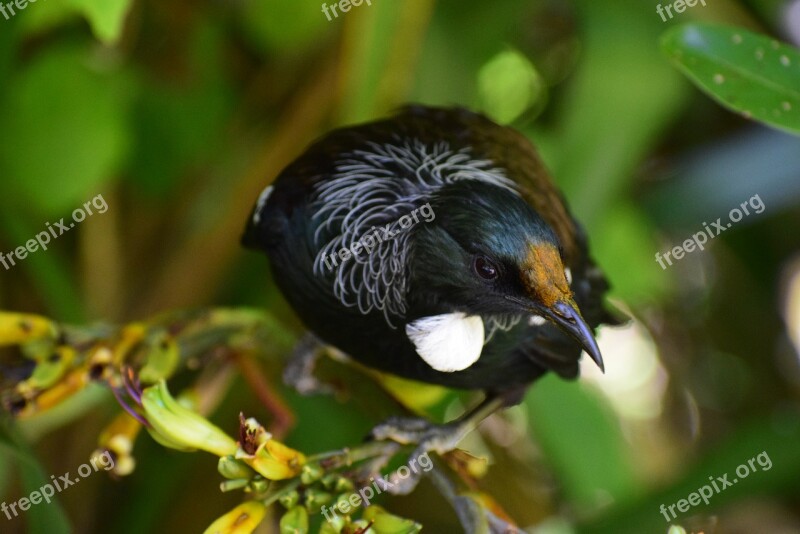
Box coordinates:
[409,180,604,371]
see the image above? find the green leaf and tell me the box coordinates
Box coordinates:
[0,46,132,217]
[477,49,545,124]
[552,0,687,303]
[17,0,129,43]
[590,201,671,306]
[66,0,132,44]
[526,376,637,511]
[280,506,309,534]
[662,22,800,135]
[554,0,688,226]
[579,410,800,534]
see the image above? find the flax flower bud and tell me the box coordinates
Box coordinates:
[204,501,267,534]
[141,381,237,457]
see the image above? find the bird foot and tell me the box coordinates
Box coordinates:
[283,333,335,396]
[370,417,463,454]
[368,417,466,494]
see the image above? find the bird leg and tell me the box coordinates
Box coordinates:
[282,332,334,395]
[369,394,506,494]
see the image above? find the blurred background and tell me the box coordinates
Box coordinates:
[1,0,799,532]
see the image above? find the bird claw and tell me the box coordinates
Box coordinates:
[369,416,437,443]
[371,416,466,452]
[368,417,466,493]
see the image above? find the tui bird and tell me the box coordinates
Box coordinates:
[243,106,617,469]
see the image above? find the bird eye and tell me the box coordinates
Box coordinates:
[473,256,499,281]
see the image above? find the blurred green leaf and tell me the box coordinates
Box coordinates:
[16,0,128,42]
[590,202,671,305]
[662,23,800,135]
[555,0,688,225]
[0,46,132,217]
[526,376,637,511]
[553,0,688,305]
[477,49,544,124]
[412,0,536,109]
[66,0,132,44]
[579,410,800,534]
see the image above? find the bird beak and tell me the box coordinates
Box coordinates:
[541,299,605,373]
[517,244,604,372]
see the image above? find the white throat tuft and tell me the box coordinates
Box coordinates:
[405,313,485,372]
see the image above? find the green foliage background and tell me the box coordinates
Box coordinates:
[1,0,799,532]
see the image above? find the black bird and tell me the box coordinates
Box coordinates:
[243,106,616,461]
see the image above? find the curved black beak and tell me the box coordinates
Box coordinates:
[504,295,605,372]
[545,300,605,373]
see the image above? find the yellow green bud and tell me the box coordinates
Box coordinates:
[349,519,373,532]
[279,506,309,534]
[139,333,180,383]
[334,477,354,493]
[141,381,237,457]
[220,479,250,493]
[203,501,267,534]
[219,456,254,480]
[303,488,333,512]
[0,312,56,347]
[279,489,300,509]
[321,473,339,489]
[236,439,306,481]
[300,463,323,485]
[248,478,269,494]
[333,495,353,517]
[363,506,422,534]
[23,346,75,391]
[319,521,341,534]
